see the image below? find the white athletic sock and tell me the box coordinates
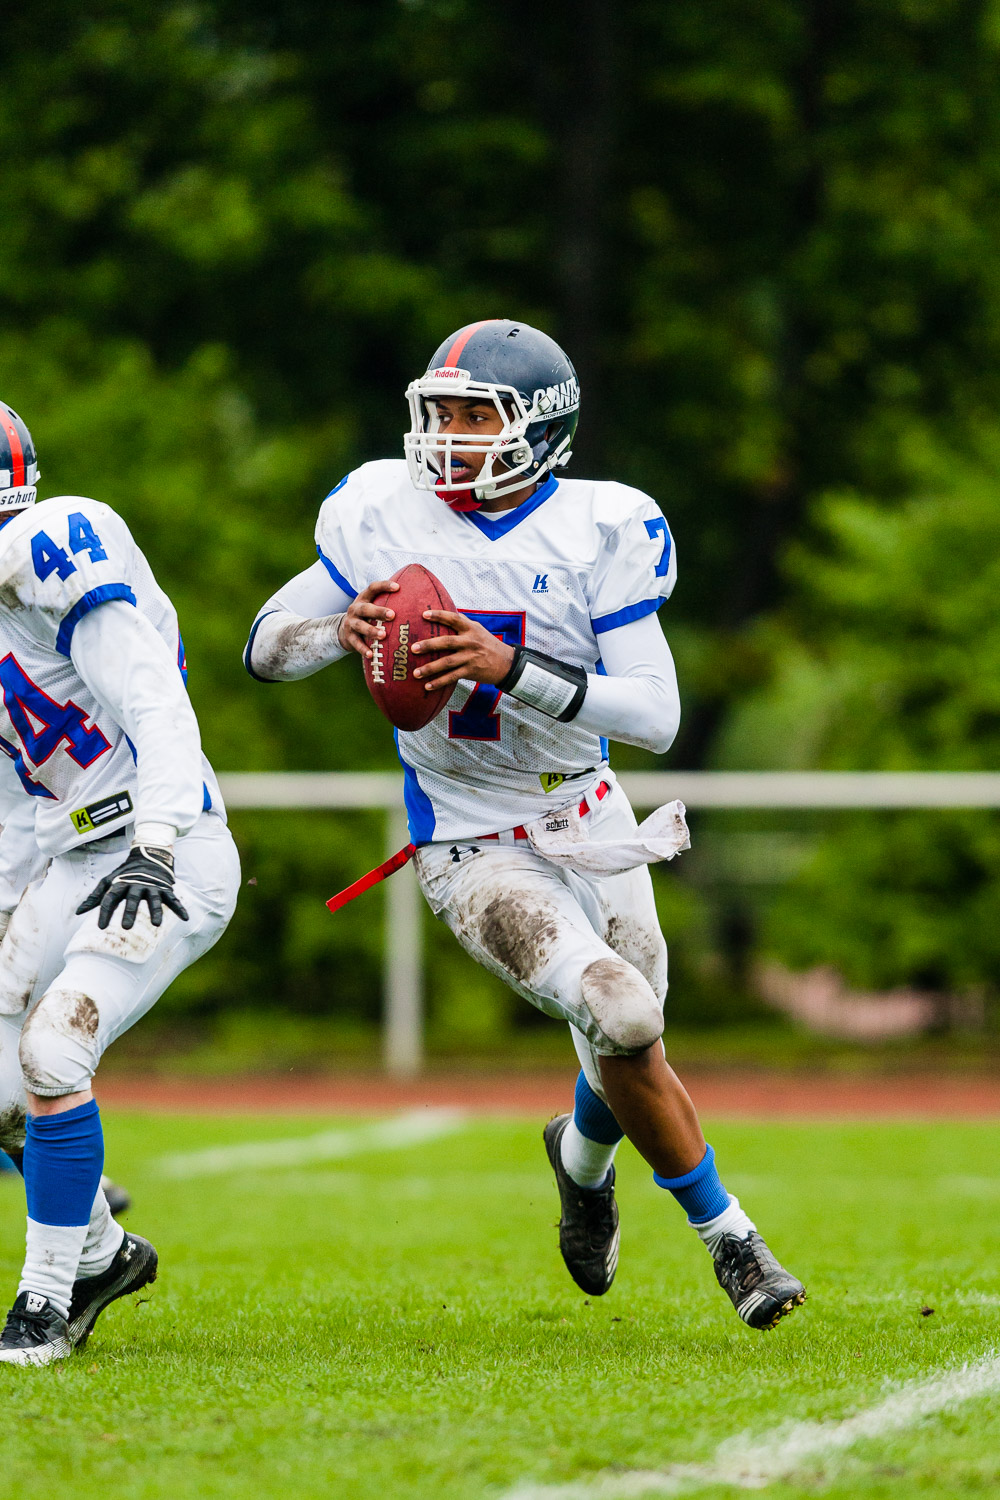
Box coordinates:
[75,1189,125,1278]
[690,1194,756,1257]
[18,1219,89,1320]
[560,1119,619,1189]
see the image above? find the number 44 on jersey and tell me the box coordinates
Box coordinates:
[31,512,107,582]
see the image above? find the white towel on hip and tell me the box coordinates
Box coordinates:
[525,798,691,877]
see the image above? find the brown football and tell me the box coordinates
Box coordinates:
[363,564,458,731]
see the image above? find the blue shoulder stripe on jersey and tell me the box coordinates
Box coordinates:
[462,474,558,540]
[56,583,137,658]
[316,546,358,600]
[325,474,350,499]
[591,596,664,636]
[243,609,281,682]
[394,730,436,843]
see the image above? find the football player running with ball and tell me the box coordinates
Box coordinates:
[245,321,805,1330]
[0,402,240,1364]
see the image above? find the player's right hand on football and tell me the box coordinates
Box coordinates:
[338,579,400,660]
[76,844,190,931]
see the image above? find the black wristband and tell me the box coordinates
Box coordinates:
[498,646,587,722]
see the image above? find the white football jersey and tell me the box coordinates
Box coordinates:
[315,460,676,841]
[0,495,221,856]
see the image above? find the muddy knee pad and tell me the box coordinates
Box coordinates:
[19,989,100,1097]
[649,937,669,1007]
[605,921,669,1007]
[581,956,664,1056]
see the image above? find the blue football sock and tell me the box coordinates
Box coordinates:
[24,1098,104,1227]
[574,1070,624,1145]
[653,1143,730,1223]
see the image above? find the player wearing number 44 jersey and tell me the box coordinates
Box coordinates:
[0,401,240,1365]
[246,320,805,1330]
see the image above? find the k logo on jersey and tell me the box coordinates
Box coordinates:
[532,574,549,593]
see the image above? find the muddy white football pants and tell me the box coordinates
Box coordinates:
[413,781,669,1099]
[0,812,240,1145]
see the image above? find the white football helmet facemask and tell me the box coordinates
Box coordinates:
[405,370,572,502]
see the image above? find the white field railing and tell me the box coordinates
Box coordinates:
[217,772,1000,1076]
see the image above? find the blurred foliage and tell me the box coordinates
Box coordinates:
[2,0,1000,1030]
[720,430,1000,993]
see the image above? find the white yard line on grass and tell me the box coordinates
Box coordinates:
[157,1108,467,1179]
[506,1352,1000,1498]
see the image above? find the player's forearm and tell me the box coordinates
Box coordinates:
[573,670,680,754]
[499,651,680,753]
[246,609,348,681]
[498,613,681,754]
[70,603,205,841]
[583,612,681,753]
[245,560,353,681]
[127,686,204,840]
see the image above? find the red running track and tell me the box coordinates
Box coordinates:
[95,1070,1000,1118]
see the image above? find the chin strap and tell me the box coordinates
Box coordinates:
[434,454,551,512]
[435,482,482,512]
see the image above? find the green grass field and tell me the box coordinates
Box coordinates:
[1,1110,999,1499]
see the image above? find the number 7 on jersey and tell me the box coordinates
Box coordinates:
[448,611,525,741]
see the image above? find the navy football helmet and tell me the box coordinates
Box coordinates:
[0,401,38,514]
[404,319,579,510]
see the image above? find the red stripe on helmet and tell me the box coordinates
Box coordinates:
[1,410,24,487]
[443,319,500,368]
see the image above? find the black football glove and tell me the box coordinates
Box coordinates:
[76,843,190,931]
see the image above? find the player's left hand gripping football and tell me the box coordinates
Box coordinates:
[412,611,516,691]
[76,843,190,931]
[338,578,400,659]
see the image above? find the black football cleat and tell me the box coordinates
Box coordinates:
[67,1231,158,1349]
[0,1291,72,1366]
[712,1230,806,1329]
[101,1175,132,1218]
[543,1114,620,1296]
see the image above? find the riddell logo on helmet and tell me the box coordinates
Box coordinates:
[426,367,471,382]
[532,378,580,415]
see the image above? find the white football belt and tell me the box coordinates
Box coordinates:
[524,797,691,877]
[325,795,691,913]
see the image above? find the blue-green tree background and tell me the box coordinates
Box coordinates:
[4,0,1000,1047]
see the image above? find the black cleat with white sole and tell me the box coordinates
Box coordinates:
[0,1291,72,1366]
[67,1231,158,1349]
[712,1230,806,1329]
[543,1114,620,1296]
